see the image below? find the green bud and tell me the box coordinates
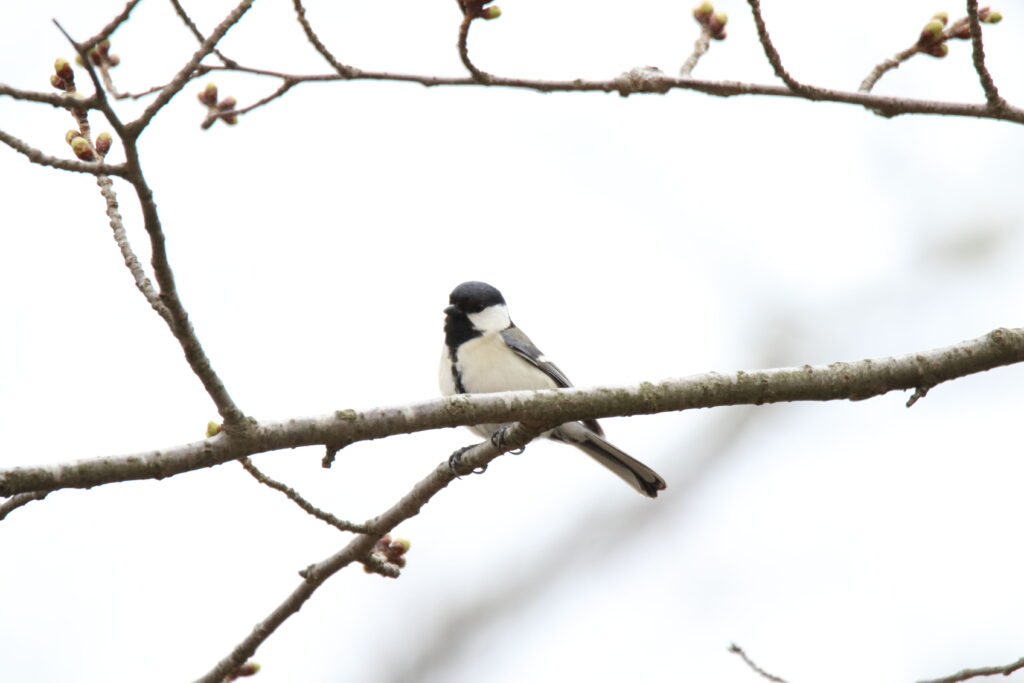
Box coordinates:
[693,1,714,22]
[927,42,950,58]
[198,82,218,106]
[481,5,501,19]
[931,11,949,25]
[54,57,74,82]
[50,74,67,90]
[65,130,82,145]
[71,136,95,161]
[921,18,945,43]
[984,10,1003,23]
[206,421,222,437]
[236,662,260,677]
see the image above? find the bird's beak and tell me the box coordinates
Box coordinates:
[444,304,459,316]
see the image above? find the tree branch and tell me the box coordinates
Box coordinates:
[193,423,540,683]
[729,643,790,683]
[965,0,1006,110]
[918,654,1024,683]
[78,0,143,53]
[745,0,823,98]
[292,0,356,77]
[2,327,1022,497]
[238,457,369,534]
[129,0,254,136]
[0,491,50,521]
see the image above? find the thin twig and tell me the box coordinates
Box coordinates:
[965,0,1006,110]
[79,0,143,53]
[729,644,790,683]
[0,491,50,520]
[97,174,171,322]
[4,326,1024,497]
[130,0,255,136]
[917,654,1024,683]
[745,0,820,98]
[457,13,492,83]
[193,424,542,683]
[292,0,357,77]
[680,27,713,77]
[238,457,369,533]
[168,0,239,68]
[200,79,299,129]
[860,43,921,93]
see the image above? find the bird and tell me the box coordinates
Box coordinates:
[439,280,667,497]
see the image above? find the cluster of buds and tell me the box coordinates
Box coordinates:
[459,0,501,20]
[50,57,76,91]
[197,82,239,125]
[77,39,120,69]
[364,535,411,575]
[224,661,260,681]
[919,8,1003,58]
[693,2,728,40]
[65,130,111,162]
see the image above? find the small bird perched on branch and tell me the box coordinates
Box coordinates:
[440,281,667,497]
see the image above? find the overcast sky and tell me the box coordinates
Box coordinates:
[2,1,1024,682]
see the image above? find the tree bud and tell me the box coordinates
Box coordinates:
[71,136,95,161]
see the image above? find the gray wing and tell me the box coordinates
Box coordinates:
[500,327,605,436]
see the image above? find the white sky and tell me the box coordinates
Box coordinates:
[2,1,1024,682]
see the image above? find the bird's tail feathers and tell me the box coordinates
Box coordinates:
[553,423,667,498]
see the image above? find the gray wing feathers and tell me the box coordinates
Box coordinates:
[500,327,574,388]
[500,327,604,436]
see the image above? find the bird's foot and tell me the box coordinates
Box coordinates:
[490,426,525,454]
[448,445,488,476]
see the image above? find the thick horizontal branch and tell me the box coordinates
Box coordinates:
[2,326,1022,497]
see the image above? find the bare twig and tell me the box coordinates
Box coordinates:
[238,457,369,533]
[729,644,790,683]
[3,326,1024,497]
[0,491,50,520]
[965,0,1006,109]
[917,654,1024,683]
[193,424,541,683]
[745,0,821,98]
[860,43,921,93]
[79,0,143,53]
[457,13,492,83]
[97,174,171,322]
[168,0,239,68]
[292,0,357,77]
[681,27,712,77]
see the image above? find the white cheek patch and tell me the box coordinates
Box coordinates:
[467,304,511,332]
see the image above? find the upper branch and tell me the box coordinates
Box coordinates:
[2,327,1021,497]
[79,0,143,53]
[129,0,255,136]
